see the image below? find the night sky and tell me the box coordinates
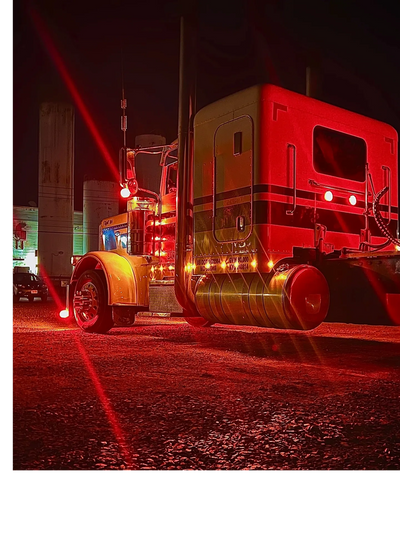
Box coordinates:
[13,0,400,211]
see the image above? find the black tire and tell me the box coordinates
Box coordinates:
[28,295,35,302]
[41,295,48,302]
[73,270,113,333]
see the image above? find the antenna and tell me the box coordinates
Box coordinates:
[121,44,127,147]
[121,86,127,149]
[120,45,127,185]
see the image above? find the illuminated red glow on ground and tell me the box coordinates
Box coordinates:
[72,332,136,468]
[13,301,400,469]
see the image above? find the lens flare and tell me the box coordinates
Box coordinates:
[30,8,120,183]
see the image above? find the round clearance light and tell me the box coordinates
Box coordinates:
[120,187,131,199]
[267,260,274,269]
[59,309,69,319]
[349,195,357,206]
[324,191,333,202]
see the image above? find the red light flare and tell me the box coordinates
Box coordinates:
[29,8,120,184]
[37,264,64,310]
[73,332,136,469]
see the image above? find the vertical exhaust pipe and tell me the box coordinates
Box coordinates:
[175,8,198,316]
[306,53,321,99]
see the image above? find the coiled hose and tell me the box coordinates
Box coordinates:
[373,186,400,247]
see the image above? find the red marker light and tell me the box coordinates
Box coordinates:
[59,309,69,319]
[324,191,333,202]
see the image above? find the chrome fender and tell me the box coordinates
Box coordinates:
[71,251,149,306]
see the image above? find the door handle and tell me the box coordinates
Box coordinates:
[286,143,297,215]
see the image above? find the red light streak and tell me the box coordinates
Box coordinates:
[73,333,136,468]
[29,8,120,183]
[37,264,64,310]
[39,249,148,465]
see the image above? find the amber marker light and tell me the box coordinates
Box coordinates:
[234,260,239,269]
[324,191,333,202]
[221,261,227,269]
[59,309,69,318]
[251,259,257,269]
[267,260,274,269]
[205,261,211,270]
[396,245,400,252]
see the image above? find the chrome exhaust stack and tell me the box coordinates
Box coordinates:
[175,10,198,317]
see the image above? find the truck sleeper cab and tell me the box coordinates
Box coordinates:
[192,84,399,328]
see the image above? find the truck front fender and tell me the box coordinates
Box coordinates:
[71,251,141,305]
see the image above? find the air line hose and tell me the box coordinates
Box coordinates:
[372,186,400,247]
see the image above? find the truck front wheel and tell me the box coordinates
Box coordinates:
[73,270,113,333]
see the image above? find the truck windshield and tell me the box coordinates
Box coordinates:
[166,164,177,193]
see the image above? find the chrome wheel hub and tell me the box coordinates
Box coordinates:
[74,281,100,322]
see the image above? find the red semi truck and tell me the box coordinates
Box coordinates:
[64,21,400,333]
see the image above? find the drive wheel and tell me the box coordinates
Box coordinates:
[73,270,113,333]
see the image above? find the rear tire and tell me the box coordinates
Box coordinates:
[73,270,113,333]
[28,295,34,302]
[41,295,48,302]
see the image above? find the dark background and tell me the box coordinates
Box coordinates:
[13,0,400,210]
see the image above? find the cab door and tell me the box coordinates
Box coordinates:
[213,115,254,242]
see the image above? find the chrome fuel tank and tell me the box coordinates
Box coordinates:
[195,265,329,330]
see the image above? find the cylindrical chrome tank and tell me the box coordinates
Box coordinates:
[83,179,120,253]
[195,265,330,330]
[126,197,157,255]
[38,103,74,280]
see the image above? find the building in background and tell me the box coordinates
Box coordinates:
[38,103,75,283]
[13,206,83,274]
[13,102,166,278]
[83,179,120,254]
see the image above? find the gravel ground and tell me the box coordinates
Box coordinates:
[13,300,400,470]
